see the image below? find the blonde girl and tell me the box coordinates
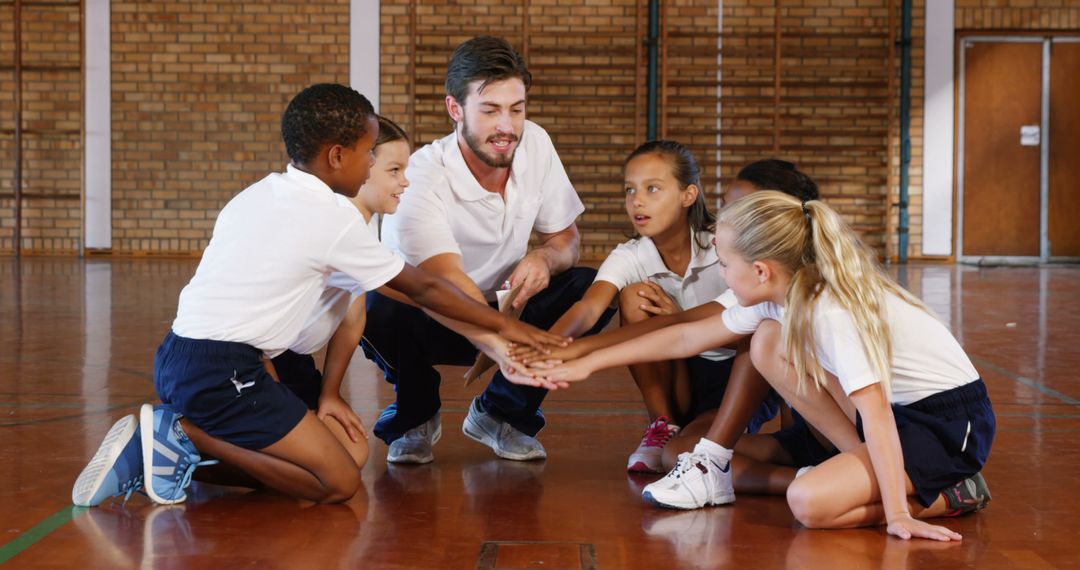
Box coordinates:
[532,191,994,540]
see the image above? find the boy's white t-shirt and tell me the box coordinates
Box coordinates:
[381,120,584,300]
[172,166,405,358]
[287,216,382,356]
[721,290,980,406]
[595,230,735,360]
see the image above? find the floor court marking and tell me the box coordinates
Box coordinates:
[0,355,1071,561]
[0,506,84,565]
[971,355,1080,408]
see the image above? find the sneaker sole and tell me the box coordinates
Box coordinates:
[72,414,138,507]
[141,403,186,505]
[461,418,546,461]
[387,423,442,464]
[641,490,735,510]
[627,460,666,474]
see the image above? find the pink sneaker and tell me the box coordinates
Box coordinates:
[627,416,681,473]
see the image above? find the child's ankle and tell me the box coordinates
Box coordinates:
[693,437,733,463]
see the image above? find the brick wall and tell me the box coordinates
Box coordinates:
[0,0,82,254]
[108,0,350,253]
[957,0,1080,30]
[721,1,896,254]
[2,1,1077,256]
[379,0,649,261]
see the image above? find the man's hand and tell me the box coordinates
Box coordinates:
[317,394,367,443]
[507,252,552,309]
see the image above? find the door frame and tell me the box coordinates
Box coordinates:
[957,34,1080,264]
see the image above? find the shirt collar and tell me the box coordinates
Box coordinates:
[638,229,718,279]
[284,164,336,197]
[444,129,530,203]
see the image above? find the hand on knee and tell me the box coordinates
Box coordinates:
[618,283,653,324]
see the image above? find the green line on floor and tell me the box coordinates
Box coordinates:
[0,506,83,565]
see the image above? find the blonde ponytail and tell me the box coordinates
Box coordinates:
[718,191,930,398]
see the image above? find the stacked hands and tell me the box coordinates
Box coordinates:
[502,340,585,389]
[482,314,578,391]
[494,281,681,390]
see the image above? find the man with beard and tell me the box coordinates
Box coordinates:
[362,36,613,463]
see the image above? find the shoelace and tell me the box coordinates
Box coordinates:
[120,475,145,505]
[667,451,716,480]
[170,458,219,499]
[668,452,696,480]
[641,418,676,447]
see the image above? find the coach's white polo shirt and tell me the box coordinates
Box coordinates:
[596,230,734,360]
[172,166,404,357]
[382,120,584,300]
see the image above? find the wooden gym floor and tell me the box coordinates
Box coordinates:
[1,257,1078,568]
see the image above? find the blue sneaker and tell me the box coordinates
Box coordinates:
[141,403,212,505]
[72,414,144,507]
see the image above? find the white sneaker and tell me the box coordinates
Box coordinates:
[627,416,680,473]
[642,450,734,509]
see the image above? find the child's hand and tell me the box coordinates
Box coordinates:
[317,394,368,443]
[531,356,596,384]
[886,514,962,542]
[637,281,679,316]
[508,341,583,365]
[499,319,570,351]
[499,360,570,391]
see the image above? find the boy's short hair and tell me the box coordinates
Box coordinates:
[281,84,375,165]
[444,36,532,105]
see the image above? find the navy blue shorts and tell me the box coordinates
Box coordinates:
[856,378,995,507]
[687,356,780,434]
[270,350,323,411]
[770,408,839,468]
[153,332,310,450]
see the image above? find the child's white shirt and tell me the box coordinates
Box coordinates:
[382,120,583,300]
[595,230,735,360]
[288,215,382,356]
[172,166,404,357]
[721,290,980,405]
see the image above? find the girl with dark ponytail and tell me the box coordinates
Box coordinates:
[514,140,776,474]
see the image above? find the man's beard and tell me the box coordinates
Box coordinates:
[461,119,519,168]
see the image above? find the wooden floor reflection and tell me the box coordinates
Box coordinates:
[1,258,1078,568]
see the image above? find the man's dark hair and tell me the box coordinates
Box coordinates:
[736,159,819,202]
[445,36,532,105]
[281,84,375,165]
